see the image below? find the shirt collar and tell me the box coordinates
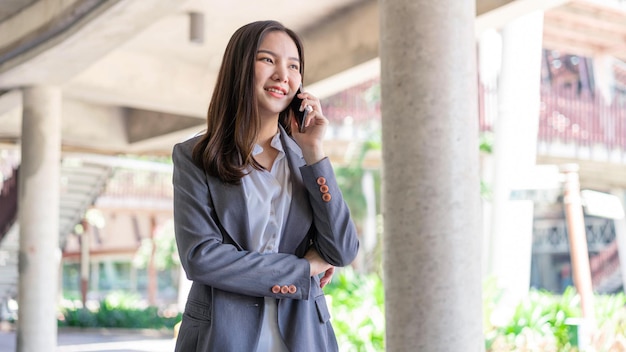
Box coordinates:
[253,132,284,156]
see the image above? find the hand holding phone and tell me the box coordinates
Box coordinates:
[290,87,310,133]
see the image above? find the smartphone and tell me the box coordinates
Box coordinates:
[289,87,309,133]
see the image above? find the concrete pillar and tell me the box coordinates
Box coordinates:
[592,54,614,106]
[379,1,482,351]
[488,11,544,316]
[17,86,61,352]
[593,54,616,155]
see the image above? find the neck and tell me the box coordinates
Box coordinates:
[257,115,279,146]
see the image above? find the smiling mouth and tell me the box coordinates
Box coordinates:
[265,87,286,95]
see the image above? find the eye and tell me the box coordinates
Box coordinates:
[289,64,300,70]
[259,57,273,64]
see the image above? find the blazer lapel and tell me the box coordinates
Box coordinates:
[206,174,251,251]
[279,128,313,253]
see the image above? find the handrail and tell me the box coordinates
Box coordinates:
[538,85,626,152]
[477,80,626,157]
[0,167,18,243]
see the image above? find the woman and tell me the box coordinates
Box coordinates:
[172,20,359,352]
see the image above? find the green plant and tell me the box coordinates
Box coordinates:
[58,291,181,330]
[133,219,179,271]
[325,267,385,352]
[591,292,626,351]
[484,285,626,352]
[334,135,381,224]
[485,287,580,351]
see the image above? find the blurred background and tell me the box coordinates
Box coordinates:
[1,0,626,351]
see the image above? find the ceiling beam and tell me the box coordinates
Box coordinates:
[304,0,570,98]
[0,0,185,88]
[125,108,204,144]
[0,0,84,50]
[64,50,212,118]
[301,0,379,86]
[475,0,571,35]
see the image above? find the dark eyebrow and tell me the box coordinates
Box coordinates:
[257,49,299,63]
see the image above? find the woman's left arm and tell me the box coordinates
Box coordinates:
[299,159,359,267]
[290,90,359,267]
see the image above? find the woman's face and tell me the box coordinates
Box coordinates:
[255,31,302,120]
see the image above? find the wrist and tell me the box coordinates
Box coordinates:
[302,146,325,165]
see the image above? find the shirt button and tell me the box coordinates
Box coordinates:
[280,285,290,294]
[271,285,281,294]
[322,193,332,202]
[319,184,329,193]
[316,177,327,185]
[288,285,297,294]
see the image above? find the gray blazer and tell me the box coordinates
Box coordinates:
[172,128,359,352]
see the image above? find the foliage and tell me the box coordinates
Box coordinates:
[327,270,626,352]
[133,219,180,271]
[335,165,369,222]
[326,268,385,352]
[480,131,494,154]
[334,134,382,224]
[56,270,626,352]
[58,291,181,330]
[591,292,626,351]
[479,131,493,200]
[484,284,626,352]
[363,82,380,107]
[486,287,580,351]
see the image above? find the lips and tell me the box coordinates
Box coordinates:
[265,86,287,95]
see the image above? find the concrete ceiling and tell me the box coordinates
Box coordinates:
[0,0,37,22]
[0,0,625,155]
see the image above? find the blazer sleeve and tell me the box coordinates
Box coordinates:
[172,141,312,300]
[300,157,359,267]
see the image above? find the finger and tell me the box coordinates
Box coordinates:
[290,110,303,133]
[320,275,330,288]
[304,108,315,128]
[327,266,335,277]
[299,93,319,108]
[320,273,333,288]
[308,110,328,129]
[319,267,335,288]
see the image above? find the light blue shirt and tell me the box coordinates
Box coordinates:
[242,132,291,352]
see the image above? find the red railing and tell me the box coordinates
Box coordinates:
[322,75,626,159]
[538,86,626,152]
[103,169,173,199]
[0,151,20,241]
[0,167,18,242]
[322,79,381,124]
[476,79,626,157]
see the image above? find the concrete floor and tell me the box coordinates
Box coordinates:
[0,327,176,352]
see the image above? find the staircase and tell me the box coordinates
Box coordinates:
[59,157,113,248]
[0,166,18,242]
[0,154,113,307]
[591,240,623,293]
[0,225,18,311]
[0,154,19,312]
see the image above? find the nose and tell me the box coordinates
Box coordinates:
[272,64,288,82]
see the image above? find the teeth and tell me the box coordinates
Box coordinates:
[266,88,284,95]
